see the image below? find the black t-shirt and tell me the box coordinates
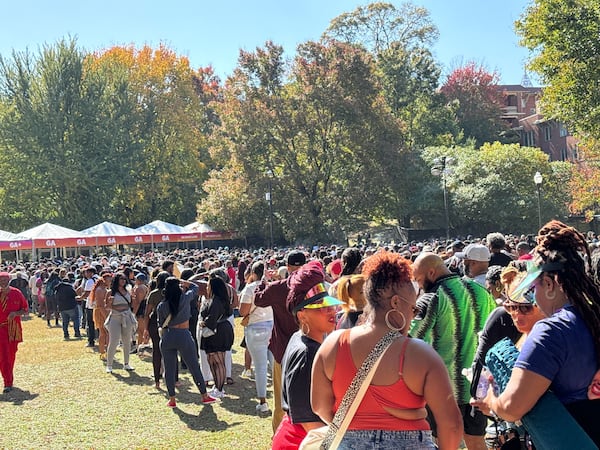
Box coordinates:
[489,251,513,267]
[55,281,78,311]
[281,331,323,424]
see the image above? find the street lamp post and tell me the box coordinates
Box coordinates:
[431,156,455,241]
[534,171,543,230]
[265,170,274,249]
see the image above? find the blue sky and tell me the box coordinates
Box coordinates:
[1,0,533,85]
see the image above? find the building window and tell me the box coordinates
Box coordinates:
[544,126,552,141]
[561,148,568,161]
[559,123,568,137]
[524,130,535,147]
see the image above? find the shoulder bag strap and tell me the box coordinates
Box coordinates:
[162,313,172,329]
[324,330,403,449]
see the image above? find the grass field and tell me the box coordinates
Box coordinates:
[0,314,273,450]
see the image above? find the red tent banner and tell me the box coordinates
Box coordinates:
[0,240,33,251]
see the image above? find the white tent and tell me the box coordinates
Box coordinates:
[80,221,138,236]
[183,221,214,233]
[20,222,84,239]
[0,230,26,240]
[19,222,85,258]
[135,220,186,234]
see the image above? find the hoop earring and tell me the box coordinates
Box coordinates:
[300,322,310,335]
[546,289,556,301]
[384,309,406,332]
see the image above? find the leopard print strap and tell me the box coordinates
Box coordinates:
[323,330,403,448]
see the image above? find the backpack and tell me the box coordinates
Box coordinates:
[45,278,60,297]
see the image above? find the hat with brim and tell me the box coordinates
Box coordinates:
[510,261,565,302]
[293,282,344,313]
[287,261,343,315]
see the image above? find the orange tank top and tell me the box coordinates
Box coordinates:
[332,329,430,431]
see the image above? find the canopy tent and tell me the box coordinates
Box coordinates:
[19,223,86,249]
[0,230,31,251]
[136,220,187,234]
[80,221,150,246]
[135,220,233,246]
[0,220,233,259]
[135,220,203,245]
[184,222,214,233]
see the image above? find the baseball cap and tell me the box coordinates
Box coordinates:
[286,250,306,267]
[457,243,491,262]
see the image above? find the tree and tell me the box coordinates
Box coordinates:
[423,142,572,234]
[0,37,134,230]
[206,40,403,242]
[440,62,509,147]
[322,1,438,54]
[516,0,600,138]
[90,45,212,227]
[323,2,460,228]
[198,157,267,243]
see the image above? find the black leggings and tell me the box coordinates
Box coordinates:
[148,317,163,384]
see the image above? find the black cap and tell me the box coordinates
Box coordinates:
[286,250,306,267]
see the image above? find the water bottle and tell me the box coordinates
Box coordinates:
[476,367,491,399]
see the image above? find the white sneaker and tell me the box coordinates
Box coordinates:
[123,364,135,371]
[240,369,254,380]
[256,402,270,413]
[210,387,225,398]
[106,366,112,373]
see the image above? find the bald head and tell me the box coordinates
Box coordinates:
[413,252,450,292]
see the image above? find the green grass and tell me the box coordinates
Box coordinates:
[0,315,273,450]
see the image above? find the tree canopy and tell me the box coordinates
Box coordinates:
[0,2,582,241]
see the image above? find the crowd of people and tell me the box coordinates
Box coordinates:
[1,222,600,449]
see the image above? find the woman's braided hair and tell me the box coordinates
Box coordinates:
[535,220,600,360]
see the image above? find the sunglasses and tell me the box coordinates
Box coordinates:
[503,301,534,315]
[303,305,338,314]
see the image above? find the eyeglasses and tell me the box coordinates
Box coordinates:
[503,301,534,315]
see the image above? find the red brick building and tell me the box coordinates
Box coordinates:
[499,84,579,161]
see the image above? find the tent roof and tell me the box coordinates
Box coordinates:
[80,221,138,236]
[19,222,84,239]
[183,222,214,233]
[135,220,186,234]
[0,229,27,240]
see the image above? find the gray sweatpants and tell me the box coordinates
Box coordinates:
[106,311,134,367]
[160,327,207,397]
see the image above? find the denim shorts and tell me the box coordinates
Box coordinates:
[339,429,435,449]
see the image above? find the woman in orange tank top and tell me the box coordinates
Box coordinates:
[312,251,463,449]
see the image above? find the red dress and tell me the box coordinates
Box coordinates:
[0,287,28,388]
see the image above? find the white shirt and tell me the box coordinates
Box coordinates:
[239,280,273,325]
[84,277,96,308]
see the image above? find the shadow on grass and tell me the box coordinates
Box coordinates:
[173,403,242,431]
[206,363,275,421]
[110,369,153,386]
[0,387,39,405]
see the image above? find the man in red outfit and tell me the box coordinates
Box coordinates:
[0,271,28,393]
